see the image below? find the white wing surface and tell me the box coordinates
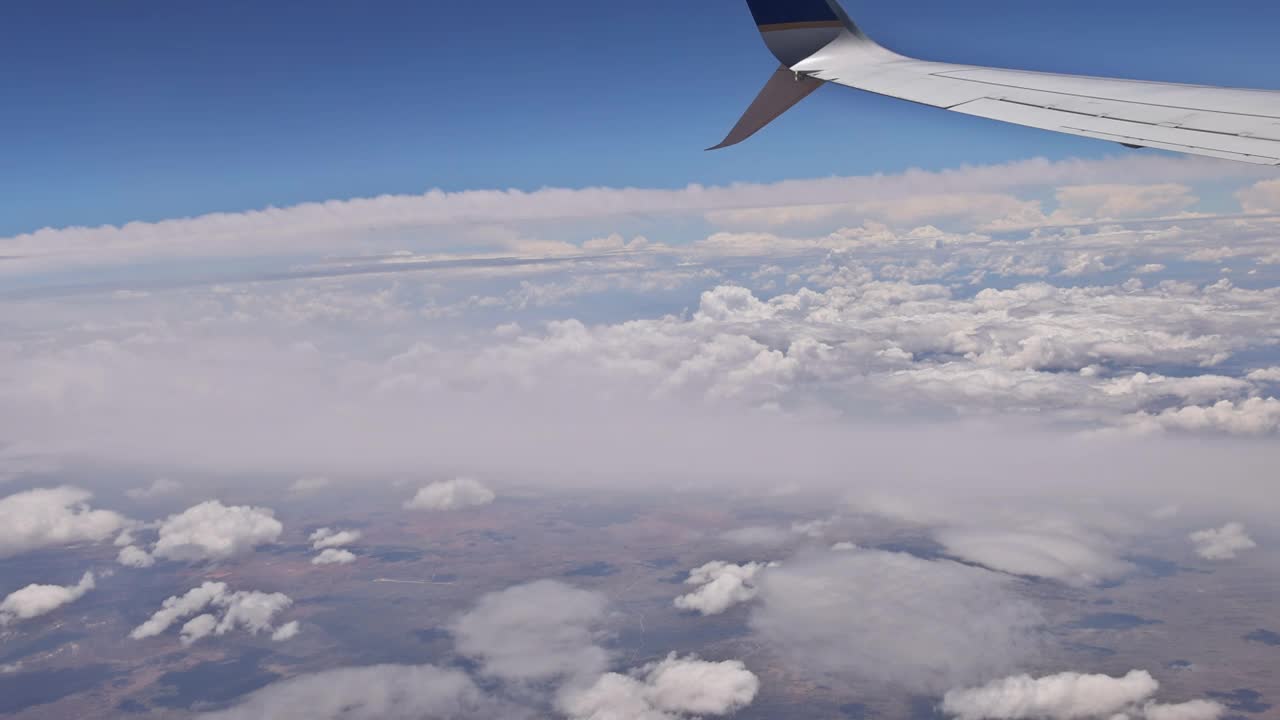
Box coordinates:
[716,0,1280,165]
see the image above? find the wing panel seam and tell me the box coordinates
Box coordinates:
[933,72,1280,122]
[1063,126,1280,163]
[950,97,1280,144]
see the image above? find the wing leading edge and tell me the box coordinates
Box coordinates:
[714,0,1280,165]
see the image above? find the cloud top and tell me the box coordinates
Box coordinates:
[451,580,609,683]
[131,582,296,646]
[1189,522,1257,560]
[561,654,759,720]
[943,670,1224,720]
[0,572,95,625]
[750,549,1044,692]
[0,487,128,559]
[405,478,496,512]
[126,501,284,565]
[675,561,773,616]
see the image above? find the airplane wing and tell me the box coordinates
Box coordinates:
[713,0,1280,165]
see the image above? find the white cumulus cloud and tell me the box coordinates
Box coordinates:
[0,487,128,558]
[560,654,759,720]
[942,670,1224,720]
[1247,367,1280,383]
[750,548,1044,693]
[141,500,283,563]
[451,580,609,683]
[674,561,773,616]
[1189,522,1257,560]
[271,621,301,641]
[312,549,356,566]
[131,582,230,640]
[310,528,362,549]
[0,572,95,625]
[117,544,156,568]
[405,478,496,512]
[131,581,296,645]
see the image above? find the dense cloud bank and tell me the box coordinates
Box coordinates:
[4,159,1280,516]
[0,158,1275,718]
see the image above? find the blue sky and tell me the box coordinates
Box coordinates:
[3,0,1279,236]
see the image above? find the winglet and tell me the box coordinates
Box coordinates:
[708,67,825,150]
[746,0,852,66]
[711,0,863,150]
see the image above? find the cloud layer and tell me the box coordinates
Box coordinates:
[3,155,1263,275]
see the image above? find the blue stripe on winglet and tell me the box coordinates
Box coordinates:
[745,0,839,27]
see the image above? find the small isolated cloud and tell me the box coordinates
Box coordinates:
[935,528,1133,587]
[309,528,360,565]
[131,582,296,646]
[289,476,331,493]
[750,549,1043,693]
[310,528,362,550]
[404,478,495,512]
[675,561,773,616]
[1189,523,1257,560]
[451,580,609,683]
[312,549,356,566]
[117,544,156,568]
[132,501,283,564]
[271,621,301,641]
[0,572,95,625]
[560,654,759,720]
[942,670,1224,720]
[126,478,181,500]
[0,487,129,558]
[198,664,507,720]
